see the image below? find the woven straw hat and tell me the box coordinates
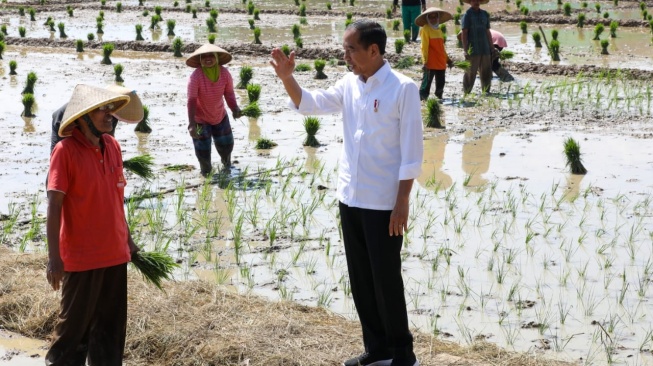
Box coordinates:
[462,0,490,5]
[58,85,130,138]
[106,84,144,123]
[415,7,453,27]
[185,43,232,68]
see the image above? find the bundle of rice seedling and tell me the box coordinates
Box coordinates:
[241,102,261,118]
[499,50,514,60]
[123,154,155,180]
[453,60,470,70]
[246,84,261,103]
[303,116,320,147]
[255,137,277,149]
[130,250,179,290]
[425,98,443,128]
[134,105,152,133]
[563,137,587,174]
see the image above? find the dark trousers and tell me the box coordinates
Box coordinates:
[339,202,414,359]
[193,114,234,176]
[420,69,446,100]
[45,264,128,366]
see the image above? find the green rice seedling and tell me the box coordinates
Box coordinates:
[327,2,331,10]
[29,8,36,21]
[205,0,210,6]
[208,33,216,44]
[453,60,471,70]
[603,11,609,18]
[564,137,587,174]
[499,50,514,60]
[167,20,176,36]
[18,6,24,16]
[253,27,261,44]
[18,26,26,38]
[154,5,163,19]
[22,93,35,117]
[303,116,320,147]
[237,66,253,89]
[551,29,559,40]
[280,44,290,56]
[123,154,155,180]
[349,0,354,6]
[550,40,561,61]
[96,20,104,34]
[292,24,301,39]
[392,19,401,31]
[1,25,7,36]
[254,8,260,20]
[577,13,586,27]
[114,63,124,82]
[520,21,527,34]
[386,8,392,18]
[47,19,55,32]
[101,43,114,65]
[242,102,262,117]
[395,39,405,53]
[185,5,191,13]
[425,97,443,128]
[150,15,161,30]
[248,19,255,29]
[593,23,604,40]
[532,32,542,47]
[101,0,106,5]
[192,8,197,18]
[44,16,53,25]
[563,2,571,15]
[395,56,414,69]
[247,1,255,14]
[134,105,152,133]
[206,17,216,32]
[139,0,144,5]
[246,83,261,103]
[600,39,609,54]
[131,250,179,291]
[520,5,529,15]
[299,17,308,25]
[345,19,352,28]
[454,13,461,25]
[9,60,17,74]
[209,8,218,20]
[255,137,277,149]
[87,33,95,41]
[67,6,74,16]
[609,20,618,37]
[314,59,327,79]
[293,0,300,5]
[116,2,122,12]
[143,9,149,16]
[403,29,410,42]
[346,12,353,20]
[22,72,37,94]
[640,1,647,10]
[595,2,601,12]
[295,63,311,71]
[135,24,144,40]
[172,37,183,57]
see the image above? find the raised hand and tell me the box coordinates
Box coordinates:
[270,48,296,80]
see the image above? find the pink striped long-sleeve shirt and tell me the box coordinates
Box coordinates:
[187,66,238,125]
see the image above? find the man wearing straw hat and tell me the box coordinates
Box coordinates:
[415,7,454,100]
[45,84,139,366]
[271,19,422,366]
[186,43,242,176]
[461,0,493,94]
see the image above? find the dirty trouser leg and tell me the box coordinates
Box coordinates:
[193,123,214,176]
[211,115,235,169]
[478,54,493,94]
[419,69,436,101]
[434,69,446,99]
[463,55,481,94]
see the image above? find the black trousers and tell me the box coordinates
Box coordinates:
[339,202,414,359]
[419,69,446,100]
[45,264,128,366]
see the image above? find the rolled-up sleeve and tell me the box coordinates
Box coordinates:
[397,82,423,180]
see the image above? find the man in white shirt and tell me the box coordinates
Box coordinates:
[270,19,423,366]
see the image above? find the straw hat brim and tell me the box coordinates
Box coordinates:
[106,85,144,123]
[59,85,130,138]
[186,44,232,68]
[415,7,453,27]
[462,0,490,4]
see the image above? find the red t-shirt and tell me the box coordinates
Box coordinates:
[187,66,238,124]
[47,128,130,272]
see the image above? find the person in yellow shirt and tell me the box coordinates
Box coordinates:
[416,7,453,100]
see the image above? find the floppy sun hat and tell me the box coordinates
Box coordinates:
[58,84,130,138]
[106,84,144,123]
[415,7,453,27]
[185,43,232,68]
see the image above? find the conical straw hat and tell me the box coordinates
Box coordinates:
[415,7,453,27]
[106,84,144,123]
[58,84,130,137]
[185,43,232,68]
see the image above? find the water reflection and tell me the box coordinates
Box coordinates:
[303,145,319,174]
[136,131,151,155]
[22,116,35,133]
[418,132,452,189]
[247,117,260,142]
[461,129,497,188]
[562,172,584,201]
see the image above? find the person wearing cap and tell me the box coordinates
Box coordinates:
[50,84,144,153]
[461,0,493,94]
[489,29,514,82]
[45,84,139,366]
[271,19,422,366]
[416,7,453,101]
[186,43,242,176]
[392,0,426,43]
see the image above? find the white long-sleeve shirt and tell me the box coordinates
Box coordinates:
[292,61,423,210]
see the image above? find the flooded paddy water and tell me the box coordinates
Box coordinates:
[1,0,653,364]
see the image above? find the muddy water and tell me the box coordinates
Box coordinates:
[0,330,46,366]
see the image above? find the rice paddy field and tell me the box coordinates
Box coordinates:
[1,0,653,364]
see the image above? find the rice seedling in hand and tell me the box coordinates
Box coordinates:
[281,44,291,56]
[124,154,155,180]
[453,60,471,70]
[237,66,253,89]
[22,93,35,117]
[208,33,216,44]
[21,71,37,94]
[314,59,327,79]
[255,137,277,149]
[114,63,124,82]
[292,24,301,39]
[101,43,114,64]
[135,24,145,40]
[499,50,514,60]
[609,21,618,37]
[116,2,122,12]
[303,116,320,147]
[425,97,443,128]
[18,27,26,38]
[600,39,609,54]
[550,40,561,61]
[242,102,262,118]
[577,13,586,27]
[134,105,152,133]
[29,8,36,21]
[210,8,218,20]
[532,32,542,47]
[67,6,74,16]
[130,250,179,291]
[394,39,405,54]
[403,29,410,42]
[520,21,528,34]
[167,19,176,36]
[9,60,17,74]
[299,4,306,16]
[392,19,401,31]
[206,17,216,32]
[564,137,587,174]
[593,23,604,40]
[563,2,571,15]
[246,84,261,103]
[253,27,261,44]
